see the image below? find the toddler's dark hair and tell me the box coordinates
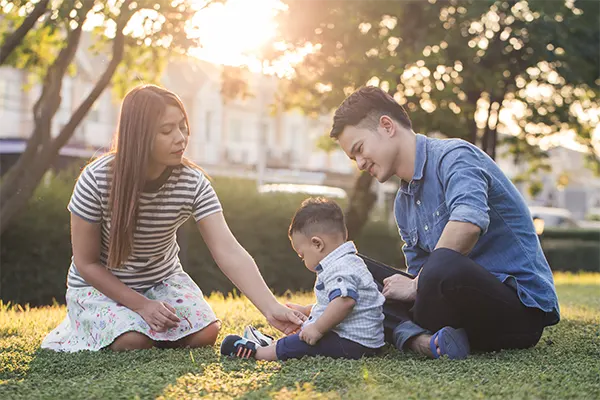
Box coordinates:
[289,197,347,239]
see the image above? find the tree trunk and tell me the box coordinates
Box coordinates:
[0,0,50,65]
[0,2,129,234]
[466,90,482,146]
[481,91,506,160]
[488,127,497,160]
[0,4,88,209]
[481,96,494,155]
[345,171,377,240]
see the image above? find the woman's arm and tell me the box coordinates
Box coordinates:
[197,212,306,333]
[71,214,180,331]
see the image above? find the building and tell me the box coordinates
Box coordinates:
[2,38,598,218]
[0,37,368,195]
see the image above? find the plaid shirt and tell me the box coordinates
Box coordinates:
[304,241,385,348]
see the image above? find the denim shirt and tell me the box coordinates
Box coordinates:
[394,134,560,325]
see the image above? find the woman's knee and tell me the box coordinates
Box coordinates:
[109,331,154,351]
[183,321,221,348]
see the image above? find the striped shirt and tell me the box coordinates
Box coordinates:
[67,154,222,291]
[305,241,385,348]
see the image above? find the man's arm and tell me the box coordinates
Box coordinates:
[436,145,491,254]
[434,221,481,255]
[384,145,491,301]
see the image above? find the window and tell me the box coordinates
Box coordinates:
[60,84,72,112]
[88,99,101,122]
[259,122,269,142]
[205,111,212,142]
[0,79,22,111]
[229,118,242,142]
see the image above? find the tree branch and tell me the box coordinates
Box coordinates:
[0,0,51,65]
[0,4,89,206]
[52,2,132,155]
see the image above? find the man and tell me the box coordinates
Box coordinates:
[331,86,559,359]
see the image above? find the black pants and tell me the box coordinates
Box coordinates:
[359,248,546,352]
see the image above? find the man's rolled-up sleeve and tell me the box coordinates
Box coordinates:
[438,145,491,235]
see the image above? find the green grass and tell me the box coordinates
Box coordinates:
[1,274,599,399]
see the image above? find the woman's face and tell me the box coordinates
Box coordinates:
[149,105,189,172]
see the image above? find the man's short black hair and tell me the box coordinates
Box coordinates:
[289,197,347,239]
[330,86,412,139]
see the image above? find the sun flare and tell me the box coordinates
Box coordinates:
[188,0,283,69]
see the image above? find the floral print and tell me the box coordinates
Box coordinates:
[41,273,217,352]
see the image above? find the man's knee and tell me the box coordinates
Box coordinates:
[183,321,221,348]
[418,248,471,292]
[109,331,154,351]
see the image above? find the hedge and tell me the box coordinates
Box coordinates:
[0,168,405,306]
[1,166,598,306]
[540,228,600,242]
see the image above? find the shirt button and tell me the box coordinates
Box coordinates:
[424,225,429,231]
[436,211,440,216]
[416,200,421,205]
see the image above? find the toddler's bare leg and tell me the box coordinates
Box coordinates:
[254,343,278,361]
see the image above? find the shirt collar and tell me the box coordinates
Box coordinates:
[400,134,428,195]
[315,241,357,274]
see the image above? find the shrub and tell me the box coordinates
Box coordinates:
[1,165,598,306]
[0,168,405,306]
[538,239,600,273]
[541,228,600,242]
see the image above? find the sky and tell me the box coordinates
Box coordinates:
[21,0,593,154]
[187,0,284,71]
[182,0,598,154]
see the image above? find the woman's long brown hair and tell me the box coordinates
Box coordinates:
[106,84,197,269]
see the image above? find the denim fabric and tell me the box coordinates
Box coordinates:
[394,134,559,325]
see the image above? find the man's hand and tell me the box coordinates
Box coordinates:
[265,302,307,335]
[382,274,419,302]
[299,323,324,346]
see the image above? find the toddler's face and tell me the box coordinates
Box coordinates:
[290,232,323,272]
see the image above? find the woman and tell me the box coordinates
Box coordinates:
[42,85,305,352]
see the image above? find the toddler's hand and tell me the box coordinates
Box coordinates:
[299,323,324,346]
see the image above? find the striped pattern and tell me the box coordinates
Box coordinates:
[67,154,222,291]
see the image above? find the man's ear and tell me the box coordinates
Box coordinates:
[379,115,396,137]
[311,236,325,252]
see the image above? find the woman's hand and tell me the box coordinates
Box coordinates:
[135,300,181,332]
[286,303,313,317]
[265,302,307,335]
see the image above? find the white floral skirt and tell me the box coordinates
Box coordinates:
[41,272,217,352]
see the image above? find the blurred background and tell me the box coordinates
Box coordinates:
[1,0,598,306]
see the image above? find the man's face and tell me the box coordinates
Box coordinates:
[337,117,400,183]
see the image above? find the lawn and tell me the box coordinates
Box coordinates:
[1,273,599,399]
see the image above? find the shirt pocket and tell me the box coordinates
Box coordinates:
[315,280,325,291]
[433,201,450,227]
